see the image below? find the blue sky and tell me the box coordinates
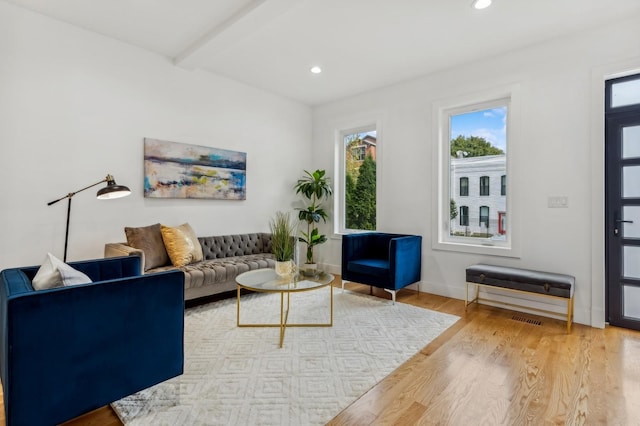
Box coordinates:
[450,106,507,152]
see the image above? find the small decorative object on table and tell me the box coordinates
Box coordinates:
[269,211,296,277]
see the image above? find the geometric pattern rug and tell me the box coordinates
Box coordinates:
[111,288,459,425]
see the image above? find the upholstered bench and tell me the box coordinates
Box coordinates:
[465,264,575,333]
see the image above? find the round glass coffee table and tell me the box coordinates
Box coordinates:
[236,268,334,348]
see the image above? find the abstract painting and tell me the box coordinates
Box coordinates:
[144,138,246,199]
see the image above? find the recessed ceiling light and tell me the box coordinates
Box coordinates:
[472,0,492,9]
[310,66,322,74]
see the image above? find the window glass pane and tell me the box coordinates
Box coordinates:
[344,130,377,231]
[449,106,506,240]
[623,125,640,159]
[623,246,640,279]
[623,166,640,199]
[611,78,640,108]
[623,206,640,239]
[623,285,640,320]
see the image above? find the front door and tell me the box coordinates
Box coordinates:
[605,73,640,330]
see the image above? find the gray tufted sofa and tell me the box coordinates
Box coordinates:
[105,233,274,301]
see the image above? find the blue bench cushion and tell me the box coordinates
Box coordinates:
[466,264,574,298]
[348,259,390,276]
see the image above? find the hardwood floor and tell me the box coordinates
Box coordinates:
[330,284,640,425]
[3,279,639,425]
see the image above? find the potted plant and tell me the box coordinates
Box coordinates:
[269,211,296,276]
[294,169,332,274]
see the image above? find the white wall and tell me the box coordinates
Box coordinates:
[0,2,312,270]
[313,14,640,327]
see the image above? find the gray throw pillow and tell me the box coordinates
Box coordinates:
[125,223,170,270]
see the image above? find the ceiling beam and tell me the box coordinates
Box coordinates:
[174,0,301,69]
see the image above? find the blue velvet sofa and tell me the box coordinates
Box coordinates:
[0,256,185,426]
[341,232,422,303]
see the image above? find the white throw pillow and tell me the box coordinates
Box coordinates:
[32,253,62,290]
[58,260,93,287]
[31,253,92,290]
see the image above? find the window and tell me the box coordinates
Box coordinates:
[609,75,640,108]
[433,87,519,257]
[479,176,490,196]
[460,206,469,226]
[479,206,489,227]
[353,146,366,161]
[338,126,377,233]
[460,177,469,196]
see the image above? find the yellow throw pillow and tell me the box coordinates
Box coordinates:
[160,223,202,267]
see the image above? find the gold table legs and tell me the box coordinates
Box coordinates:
[237,284,334,348]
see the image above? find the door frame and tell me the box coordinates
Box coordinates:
[589,61,640,328]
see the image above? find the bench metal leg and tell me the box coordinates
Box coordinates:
[567,296,574,333]
[465,282,479,310]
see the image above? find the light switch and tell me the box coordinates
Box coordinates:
[548,196,569,208]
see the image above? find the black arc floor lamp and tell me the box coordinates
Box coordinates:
[47,174,131,262]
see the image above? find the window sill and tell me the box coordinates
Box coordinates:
[432,239,520,258]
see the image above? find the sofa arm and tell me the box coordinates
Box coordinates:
[389,235,422,287]
[105,242,145,274]
[2,269,184,426]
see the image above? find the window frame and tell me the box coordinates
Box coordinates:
[460,206,469,226]
[353,146,366,161]
[479,205,489,227]
[501,175,506,196]
[479,176,490,196]
[431,85,520,257]
[460,177,469,196]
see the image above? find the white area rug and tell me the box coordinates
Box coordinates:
[111,288,459,425]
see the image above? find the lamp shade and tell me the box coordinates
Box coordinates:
[97,176,131,200]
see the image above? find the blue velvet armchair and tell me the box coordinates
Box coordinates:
[0,256,185,426]
[341,233,422,303]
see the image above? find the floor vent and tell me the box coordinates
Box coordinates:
[511,315,542,326]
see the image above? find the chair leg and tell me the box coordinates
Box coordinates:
[383,288,396,304]
[341,279,347,293]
